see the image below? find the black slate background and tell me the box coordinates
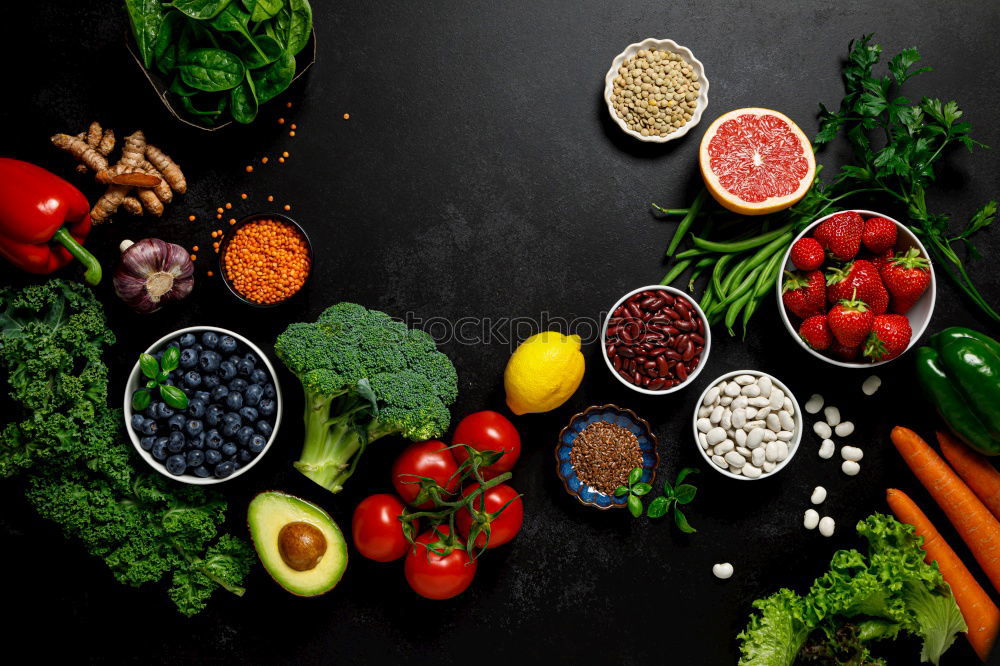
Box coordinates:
[2,1,999,664]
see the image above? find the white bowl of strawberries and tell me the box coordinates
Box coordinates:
[776,209,936,368]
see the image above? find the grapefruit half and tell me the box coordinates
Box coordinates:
[699,108,816,216]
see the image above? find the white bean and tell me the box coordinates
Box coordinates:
[698,405,712,418]
[749,396,769,408]
[818,516,836,537]
[766,413,781,432]
[698,432,709,449]
[724,382,741,397]
[725,451,747,468]
[763,429,777,442]
[757,375,772,398]
[765,441,778,462]
[823,406,841,427]
[712,455,728,469]
[811,486,827,504]
[803,509,819,529]
[745,419,766,432]
[746,406,758,419]
[783,397,794,414]
[721,409,732,430]
[746,428,765,448]
[734,428,747,447]
[776,430,794,441]
[734,374,756,386]
[710,405,723,424]
[720,396,733,406]
[741,383,761,398]
[819,439,835,459]
[731,408,746,429]
[835,421,855,437]
[841,446,863,462]
[751,447,765,467]
[703,386,720,406]
[732,396,748,410]
[804,393,824,414]
[775,441,789,462]
[707,427,727,445]
[842,460,861,476]
[755,406,771,420]
[714,440,734,455]
[763,461,777,473]
[813,421,832,439]
[696,418,712,433]
[741,464,762,478]
[769,388,784,410]
[712,562,733,579]
[862,375,882,396]
[736,446,752,457]
[779,410,795,431]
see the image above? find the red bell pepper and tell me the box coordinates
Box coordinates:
[0,158,102,285]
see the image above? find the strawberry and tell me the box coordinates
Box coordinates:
[880,248,931,314]
[781,270,826,319]
[790,237,824,271]
[873,248,895,273]
[799,315,832,351]
[826,260,888,314]
[863,314,912,362]
[813,211,863,261]
[830,342,860,362]
[861,216,897,254]
[827,293,873,348]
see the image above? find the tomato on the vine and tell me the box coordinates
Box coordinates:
[391,440,459,508]
[451,411,521,478]
[404,527,477,600]
[455,482,523,549]
[352,494,412,562]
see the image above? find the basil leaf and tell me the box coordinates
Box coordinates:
[285,0,312,55]
[160,384,190,409]
[646,496,669,519]
[179,48,245,92]
[613,485,629,497]
[251,50,294,103]
[171,0,234,20]
[161,345,181,372]
[131,388,152,411]
[627,494,643,518]
[675,467,699,486]
[631,482,652,497]
[230,72,259,124]
[627,467,642,487]
[125,0,164,69]
[673,484,698,505]
[146,379,157,389]
[673,507,697,534]
[139,353,160,379]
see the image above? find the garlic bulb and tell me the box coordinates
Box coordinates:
[113,238,194,313]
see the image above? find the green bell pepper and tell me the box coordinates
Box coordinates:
[932,326,1000,358]
[935,337,1000,440]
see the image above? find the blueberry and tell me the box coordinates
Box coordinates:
[214,461,235,478]
[205,449,222,465]
[151,439,168,461]
[256,420,273,438]
[186,450,204,467]
[167,414,187,432]
[205,404,224,427]
[131,413,146,430]
[205,429,224,449]
[194,390,211,403]
[249,434,267,453]
[198,350,221,373]
[219,361,237,381]
[178,333,197,348]
[237,358,254,377]
[227,354,243,367]
[221,442,238,457]
[223,411,242,425]
[244,351,259,366]
[179,348,198,369]
[187,399,206,418]
[245,384,263,407]
[201,331,219,349]
[211,385,230,402]
[183,371,202,388]
[250,368,268,384]
[232,462,243,471]
[263,383,276,399]
[192,465,211,478]
[168,431,185,452]
[165,454,187,476]
[219,335,238,354]
[236,426,255,445]
[187,432,205,449]
[146,402,161,419]
[155,402,174,420]
[191,343,204,353]
[140,419,158,436]
[258,398,276,417]
[139,435,156,451]
[202,374,220,389]
[185,419,204,437]
[226,391,244,410]
[239,449,254,463]
[239,406,259,423]
[229,378,248,393]
[222,420,240,437]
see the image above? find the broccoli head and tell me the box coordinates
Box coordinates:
[274,302,459,493]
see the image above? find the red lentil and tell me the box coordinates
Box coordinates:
[222,218,310,305]
[188,214,196,222]
[343,113,349,120]
[245,165,254,173]
[241,193,248,200]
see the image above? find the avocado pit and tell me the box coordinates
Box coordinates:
[278,521,327,571]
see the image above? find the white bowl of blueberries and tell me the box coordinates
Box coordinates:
[123,326,283,484]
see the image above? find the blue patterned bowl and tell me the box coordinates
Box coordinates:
[555,405,659,509]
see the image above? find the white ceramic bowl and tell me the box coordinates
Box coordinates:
[124,326,283,485]
[601,285,711,395]
[775,209,936,368]
[693,370,802,481]
[603,37,709,143]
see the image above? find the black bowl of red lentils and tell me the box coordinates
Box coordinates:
[218,213,313,307]
[602,285,711,394]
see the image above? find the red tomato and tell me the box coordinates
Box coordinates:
[404,527,477,600]
[455,483,524,549]
[392,440,459,508]
[451,411,521,478]
[352,494,412,562]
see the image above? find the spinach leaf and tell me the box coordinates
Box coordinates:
[169,76,199,97]
[179,48,245,91]
[251,50,294,103]
[285,0,312,55]
[125,0,165,68]
[153,11,184,73]
[242,0,283,22]
[230,73,259,123]
[240,34,283,68]
[170,0,234,20]
[179,93,228,118]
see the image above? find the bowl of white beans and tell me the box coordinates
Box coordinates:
[692,370,802,481]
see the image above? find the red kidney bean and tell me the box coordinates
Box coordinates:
[648,378,666,390]
[613,355,622,371]
[617,369,631,382]
[681,341,696,362]
[676,362,688,381]
[674,320,693,332]
[663,349,681,361]
[663,308,680,320]
[661,293,675,306]
[626,302,642,318]
[655,356,669,376]
[639,296,657,308]
[690,334,704,346]
[617,347,635,359]
[648,347,666,357]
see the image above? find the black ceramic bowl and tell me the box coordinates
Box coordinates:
[218,212,314,308]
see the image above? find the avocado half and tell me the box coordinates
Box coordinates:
[248,491,348,597]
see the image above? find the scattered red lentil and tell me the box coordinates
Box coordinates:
[188,214,196,222]
[290,123,297,130]
[278,157,285,163]
[192,245,199,252]
[278,118,286,125]
[282,151,289,158]
[211,231,218,238]
[262,156,269,164]
[225,202,232,210]
[229,219,236,225]
[241,193,248,200]
[245,165,254,173]
[283,204,291,211]
[286,102,292,108]
[216,213,223,219]
[190,254,197,261]
[207,271,214,277]
[216,207,224,214]
[289,131,296,137]
[267,195,274,202]
[222,218,310,305]
[343,113,349,120]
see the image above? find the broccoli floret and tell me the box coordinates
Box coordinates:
[275,303,458,493]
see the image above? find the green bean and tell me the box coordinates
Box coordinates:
[712,264,763,312]
[710,253,735,299]
[753,248,786,299]
[741,293,764,336]
[665,191,706,257]
[660,259,692,286]
[726,290,755,334]
[690,223,793,253]
[700,276,717,315]
[674,247,709,260]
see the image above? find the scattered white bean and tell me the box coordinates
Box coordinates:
[720,396,733,406]
[763,429,777,442]
[736,445,752,457]
[803,509,820,529]
[842,460,861,476]
[835,421,855,437]
[823,406,841,427]
[732,396,748,410]
[805,394,824,414]
[721,409,732,430]
[819,439,835,459]
[731,408,747,429]
[811,486,827,504]
[769,388,784,410]
[707,427,726,445]
[862,375,882,396]
[755,406,771,420]
[818,516,836,537]
[783,397,794,414]
[746,406,758,419]
[698,405,712,418]
[749,396,769,408]
[813,421,832,439]
[712,562,734,579]
[745,419,766,432]
[841,446,864,462]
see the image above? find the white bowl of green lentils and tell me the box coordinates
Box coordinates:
[604,38,709,143]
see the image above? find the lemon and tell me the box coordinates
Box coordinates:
[504,332,585,415]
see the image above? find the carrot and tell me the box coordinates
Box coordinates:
[887,488,999,660]
[939,430,1000,522]
[891,426,1000,594]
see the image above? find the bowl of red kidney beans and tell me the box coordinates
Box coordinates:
[601,285,711,395]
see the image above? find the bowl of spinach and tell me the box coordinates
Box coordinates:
[125,0,316,129]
